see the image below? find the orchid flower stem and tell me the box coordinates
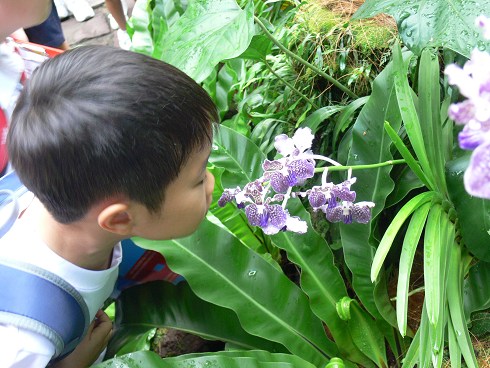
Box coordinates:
[310,154,342,166]
[390,286,425,301]
[264,60,319,110]
[321,167,329,186]
[314,159,407,173]
[282,186,292,208]
[262,183,271,203]
[254,16,359,100]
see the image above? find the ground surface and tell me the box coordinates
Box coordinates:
[60,0,135,48]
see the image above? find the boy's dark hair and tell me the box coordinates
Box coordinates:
[7,46,219,224]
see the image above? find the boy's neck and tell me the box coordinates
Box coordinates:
[29,199,123,271]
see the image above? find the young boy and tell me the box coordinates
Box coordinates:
[0,45,218,367]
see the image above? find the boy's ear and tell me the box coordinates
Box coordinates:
[97,203,133,235]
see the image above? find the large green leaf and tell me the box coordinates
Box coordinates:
[106,281,286,358]
[464,260,490,322]
[157,0,254,83]
[96,350,317,367]
[130,0,154,56]
[210,125,265,188]
[210,127,369,367]
[446,152,490,261]
[351,0,490,57]
[132,217,335,367]
[339,57,402,319]
[271,199,374,368]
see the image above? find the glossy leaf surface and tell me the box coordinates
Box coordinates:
[96,350,317,367]
[158,0,254,82]
[352,0,490,57]
[339,56,402,319]
[133,217,335,367]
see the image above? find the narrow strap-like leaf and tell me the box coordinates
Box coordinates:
[418,48,447,195]
[401,327,420,368]
[371,191,435,282]
[448,313,462,368]
[393,42,436,189]
[384,122,433,190]
[424,203,443,326]
[447,242,478,368]
[396,202,431,336]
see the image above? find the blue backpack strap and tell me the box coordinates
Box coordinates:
[0,258,90,360]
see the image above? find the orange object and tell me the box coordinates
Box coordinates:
[13,38,64,58]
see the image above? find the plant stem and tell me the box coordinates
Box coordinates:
[390,286,425,301]
[254,15,359,100]
[264,60,319,110]
[314,159,407,173]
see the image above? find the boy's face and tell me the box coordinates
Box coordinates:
[136,143,215,240]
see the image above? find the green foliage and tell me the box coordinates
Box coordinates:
[106,0,490,367]
[96,350,317,367]
[130,0,254,82]
[352,0,490,57]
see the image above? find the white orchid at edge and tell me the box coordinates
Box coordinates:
[444,15,490,199]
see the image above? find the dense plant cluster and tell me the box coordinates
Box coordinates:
[95,1,490,368]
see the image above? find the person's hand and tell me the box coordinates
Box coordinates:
[51,309,114,368]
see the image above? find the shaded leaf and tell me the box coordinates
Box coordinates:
[464,260,490,321]
[446,152,490,261]
[107,281,286,358]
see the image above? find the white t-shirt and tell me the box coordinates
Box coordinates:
[0,193,122,368]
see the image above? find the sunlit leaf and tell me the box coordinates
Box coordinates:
[158,0,254,82]
[96,350,317,367]
[352,0,490,57]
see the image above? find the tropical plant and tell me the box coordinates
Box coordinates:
[94,0,490,367]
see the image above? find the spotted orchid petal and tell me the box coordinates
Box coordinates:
[448,100,477,126]
[262,159,283,171]
[245,204,267,227]
[287,159,315,179]
[270,172,290,194]
[464,138,490,199]
[309,191,327,209]
[261,204,288,235]
[351,202,375,224]
[325,206,343,223]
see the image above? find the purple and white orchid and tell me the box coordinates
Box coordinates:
[218,127,375,234]
[262,128,316,193]
[445,15,490,198]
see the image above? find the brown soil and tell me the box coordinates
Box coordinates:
[152,328,225,358]
[320,0,397,29]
